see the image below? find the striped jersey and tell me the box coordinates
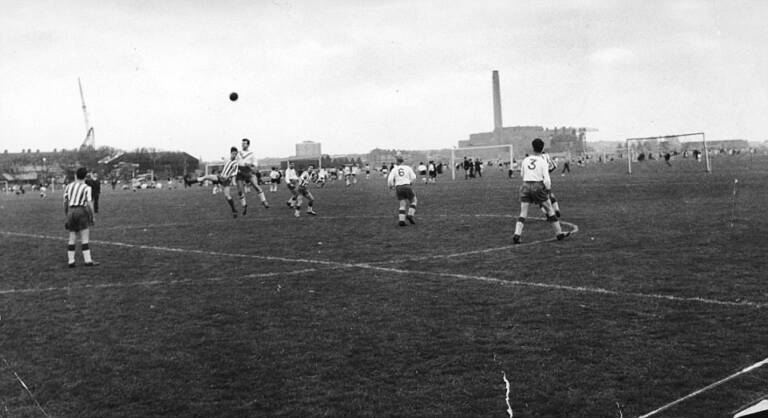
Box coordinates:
[220,159,239,179]
[298,171,312,188]
[542,153,558,173]
[63,181,92,207]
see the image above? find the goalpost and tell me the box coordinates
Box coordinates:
[626,132,710,175]
[451,144,514,180]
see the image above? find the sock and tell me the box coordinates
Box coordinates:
[259,192,266,202]
[408,204,416,216]
[514,217,525,235]
[227,198,236,212]
[82,243,93,263]
[68,244,76,264]
[398,209,406,222]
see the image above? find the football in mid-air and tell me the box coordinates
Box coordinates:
[229,92,238,101]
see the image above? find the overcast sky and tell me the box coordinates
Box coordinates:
[2,0,767,161]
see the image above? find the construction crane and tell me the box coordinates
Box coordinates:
[78,77,95,148]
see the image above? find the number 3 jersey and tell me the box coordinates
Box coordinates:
[521,154,552,189]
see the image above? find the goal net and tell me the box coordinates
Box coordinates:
[625,132,711,174]
[451,144,513,180]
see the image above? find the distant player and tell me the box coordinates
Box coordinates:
[198,147,241,218]
[417,162,428,183]
[513,138,570,244]
[343,165,352,187]
[293,166,318,217]
[387,155,418,226]
[316,167,328,187]
[237,138,269,214]
[269,167,280,192]
[63,167,98,267]
[85,172,101,213]
[427,161,437,184]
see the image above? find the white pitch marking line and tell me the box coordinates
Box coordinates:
[371,218,579,263]
[0,268,324,296]
[1,231,765,309]
[1,357,49,417]
[639,357,768,417]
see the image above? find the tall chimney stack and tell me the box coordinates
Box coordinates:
[492,71,503,143]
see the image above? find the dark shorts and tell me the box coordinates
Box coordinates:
[419,170,427,176]
[65,206,92,232]
[519,181,549,204]
[395,184,415,201]
[298,187,313,199]
[236,166,253,182]
[428,170,436,178]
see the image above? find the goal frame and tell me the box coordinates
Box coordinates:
[626,132,710,175]
[451,144,513,180]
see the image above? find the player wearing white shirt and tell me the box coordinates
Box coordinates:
[513,138,569,244]
[269,167,280,192]
[427,161,437,184]
[417,162,428,183]
[387,156,418,226]
[284,162,300,208]
[316,167,327,187]
[343,165,352,187]
[236,138,269,214]
[292,166,318,217]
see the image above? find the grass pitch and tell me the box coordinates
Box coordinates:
[1,155,767,417]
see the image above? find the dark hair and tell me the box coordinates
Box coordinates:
[532,138,544,153]
[76,167,88,180]
[230,146,238,153]
[241,138,250,145]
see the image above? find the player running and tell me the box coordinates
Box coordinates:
[292,166,318,217]
[513,138,569,244]
[387,155,418,227]
[198,147,242,218]
[237,138,269,214]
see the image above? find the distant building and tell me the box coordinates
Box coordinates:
[458,126,587,160]
[458,72,593,160]
[296,141,322,158]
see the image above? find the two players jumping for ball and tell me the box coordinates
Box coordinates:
[196,138,269,218]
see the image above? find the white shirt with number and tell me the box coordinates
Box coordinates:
[521,154,552,190]
[387,164,416,187]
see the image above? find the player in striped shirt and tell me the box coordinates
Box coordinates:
[292,166,318,217]
[540,152,562,218]
[237,138,269,215]
[387,155,418,226]
[198,147,241,218]
[513,138,569,244]
[63,167,97,267]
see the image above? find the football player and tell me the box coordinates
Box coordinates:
[292,166,318,217]
[387,155,418,226]
[236,138,269,215]
[513,138,569,244]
